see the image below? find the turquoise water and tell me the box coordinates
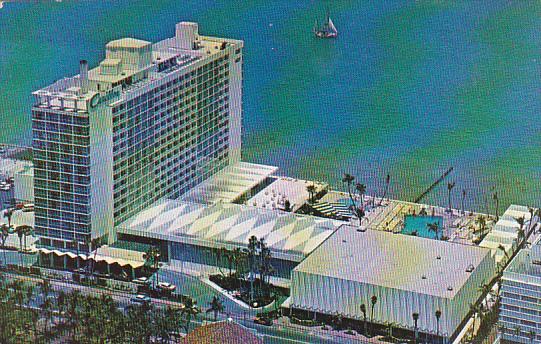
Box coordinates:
[402,215,443,239]
[0,1,540,212]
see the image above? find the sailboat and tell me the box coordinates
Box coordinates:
[313,11,338,38]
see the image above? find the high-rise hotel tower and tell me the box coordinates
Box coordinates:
[31,22,243,252]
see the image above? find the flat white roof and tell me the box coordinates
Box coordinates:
[293,225,492,298]
[117,198,344,261]
[180,161,278,204]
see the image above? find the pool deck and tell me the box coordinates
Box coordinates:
[319,191,496,246]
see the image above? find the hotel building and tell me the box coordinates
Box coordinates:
[499,238,541,344]
[31,22,243,252]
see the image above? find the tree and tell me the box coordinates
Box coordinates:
[39,280,53,334]
[360,303,368,335]
[493,192,499,220]
[355,183,366,206]
[379,174,391,206]
[475,216,487,236]
[412,312,420,344]
[435,310,442,338]
[3,208,14,227]
[15,226,24,266]
[515,216,526,249]
[143,246,161,287]
[180,298,200,333]
[461,189,466,214]
[342,173,356,208]
[370,295,378,336]
[284,199,291,212]
[247,236,258,302]
[0,224,10,264]
[478,282,491,309]
[15,225,33,251]
[427,222,441,240]
[469,303,479,340]
[447,182,456,212]
[306,184,316,203]
[206,296,224,322]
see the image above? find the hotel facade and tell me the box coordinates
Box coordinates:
[31,22,243,252]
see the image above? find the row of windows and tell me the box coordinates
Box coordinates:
[32,110,89,126]
[502,291,541,305]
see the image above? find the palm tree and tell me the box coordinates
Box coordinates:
[370,295,378,336]
[379,174,391,206]
[72,238,80,269]
[356,183,366,206]
[469,303,479,339]
[247,235,258,302]
[3,208,14,227]
[412,312,419,344]
[342,173,356,206]
[461,189,466,214]
[181,298,200,333]
[515,216,526,249]
[15,225,33,251]
[360,304,368,335]
[0,224,10,264]
[15,226,25,266]
[284,199,291,212]
[143,246,161,287]
[497,244,510,264]
[306,184,316,203]
[427,222,440,240]
[435,310,442,338]
[478,282,491,308]
[493,192,499,220]
[447,182,456,212]
[206,296,224,322]
[528,207,535,233]
[40,279,53,333]
[475,216,487,236]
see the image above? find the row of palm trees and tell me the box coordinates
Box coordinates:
[214,235,275,304]
[330,295,444,343]
[0,275,203,343]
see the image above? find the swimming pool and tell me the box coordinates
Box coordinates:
[401,216,443,239]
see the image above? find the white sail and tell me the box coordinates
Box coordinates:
[328,18,337,34]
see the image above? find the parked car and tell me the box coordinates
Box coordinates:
[156,282,176,292]
[132,276,150,285]
[254,316,273,326]
[130,294,151,305]
[72,268,87,274]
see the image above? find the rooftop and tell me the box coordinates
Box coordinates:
[180,162,278,204]
[106,37,151,49]
[182,321,262,344]
[504,238,541,285]
[293,225,492,298]
[116,198,344,261]
[32,22,242,112]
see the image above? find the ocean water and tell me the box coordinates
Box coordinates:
[0,0,539,212]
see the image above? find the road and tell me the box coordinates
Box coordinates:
[0,259,367,344]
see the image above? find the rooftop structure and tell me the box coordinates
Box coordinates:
[247,176,328,212]
[180,162,277,204]
[480,205,536,264]
[116,198,343,262]
[289,225,496,339]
